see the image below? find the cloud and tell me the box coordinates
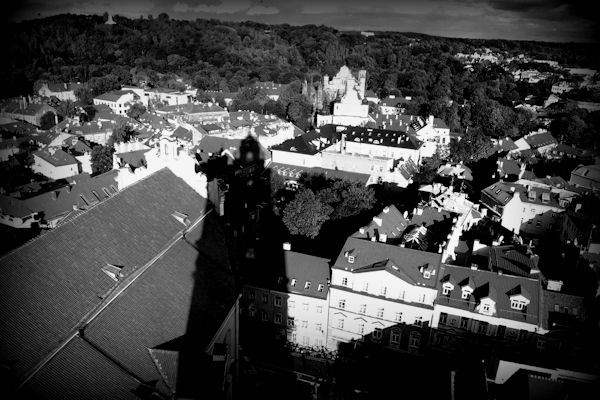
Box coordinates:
[172,0,251,14]
[247,5,279,15]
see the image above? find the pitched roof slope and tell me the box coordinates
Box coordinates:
[0,168,207,383]
[333,236,442,288]
[352,204,409,243]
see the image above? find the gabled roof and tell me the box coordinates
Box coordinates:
[333,236,442,288]
[94,90,135,103]
[171,126,193,142]
[0,168,212,387]
[271,124,340,155]
[352,204,409,243]
[436,264,540,326]
[524,132,558,148]
[33,148,78,166]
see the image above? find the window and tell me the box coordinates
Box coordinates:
[249,306,256,318]
[304,281,311,290]
[399,290,406,300]
[377,308,384,318]
[337,319,344,329]
[477,321,488,335]
[536,339,546,350]
[409,332,421,349]
[496,325,506,337]
[291,279,297,287]
[380,286,387,296]
[358,323,365,335]
[275,313,282,324]
[442,286,450,296]
[395,312,403,322]
[288,317,295,327]
[348,255,355,263]
[372,328,382,340]
[302,303,309,311]
[110,185,117,194]
[290,332,297,342]
[248,290,255,302]
[302,336,310,346]
[338,299,346,309]
[390,330,401,344]
[262,294,269,304]
[460,317,469,329]
[288,300,295,309]
[79,195,89,206]
[511,299,526,310]
[419,294,426,303]
[315,323,322,332]
[423,271,431,279]
[318,284,324,292]
[342,277,348,286]
[439,313,448,325]
[316,305,323,314]
[274,296,282,307]
[261,311,268,321]
[415,316,423,327]
[301,320,308,328]
[461,290,471,300]
[357,304,366,314]
[362,282,369,292]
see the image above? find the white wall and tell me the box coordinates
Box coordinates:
[32,155,79,180]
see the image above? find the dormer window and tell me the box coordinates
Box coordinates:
[348,255,355,263]
[342,277,348,286]
[423,271,431,279]
[442,286,450,296]
[482,304,490,313]
[461,289,472,300]
[318,284,324,292]
[304,281,311,290]
[511,299,527,310]
[291,279,296,287]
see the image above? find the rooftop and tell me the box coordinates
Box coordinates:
[33,148,78,167]
[342,126,420,150]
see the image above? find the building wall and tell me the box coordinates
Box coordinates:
[343,140,420,163]
[270,149,320,168]
[502,196,562,234]
[0,146,19,162]
[93,93,135,115]
[321,151,392,177]
[32,155,79,180]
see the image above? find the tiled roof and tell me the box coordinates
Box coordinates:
[157,103,226,114]
[524,132,558,148]
[367,113,422,134]
[283,251,330,299]
[488,246,537,277]
[497,158,522,177]
[342,126,420,150]
[436,264,541,326]
[0,170,119,220]
[493,137,518,152]
[21,337,141,400]
[171,126,193,141]
[380,96,411,107]
[0,168,208,384]
[352,204,409,243]
[33,148,78,166]
[333,236,442,289]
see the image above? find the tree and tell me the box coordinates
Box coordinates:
[127,102,147,120]
[263,99,286,118]
[39,111,57,130]
[282,189,332,238]
[108,123,135,146]
[74,86,93,104]
[57,100,76,118]
[326,179,376,220]
[287,98,312,130]
[91,145,113,175]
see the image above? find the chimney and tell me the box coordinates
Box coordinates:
[283,242,291,251]
[383,206,390,213]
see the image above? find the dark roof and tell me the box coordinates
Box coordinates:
[524,132,558,148]
[489,246,537,277]
[171,126,193,141]
[21,337,141,400]
[333,236,442,289]
[198,135,270,162]
[436,264,541,326]
[0,168,209,385]
[282,251,330,299]
[352,205,409,243]
[0,171,119,220]
[497,158,522,177]
[380,96,411,107]
[271,124,340,155]
[269,162,370,185]
[33,148,78,166]
[157,103,225,115]
[342,126,420,150]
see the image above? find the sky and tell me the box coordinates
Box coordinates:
[5,0,599,43]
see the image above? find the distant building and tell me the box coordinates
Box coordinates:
[38,82,82,102]
[316,79,370,127]
[144,87,191,106]
[378,95,411,115]
[569,164,600,192]
[0,98,57,127]
[322,65,367,100]
[551,81,574,94]
[93,90,137,115]
[250,81,288,101]
[32,147,79,180]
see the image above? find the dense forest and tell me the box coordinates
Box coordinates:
[4,13,600,154]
